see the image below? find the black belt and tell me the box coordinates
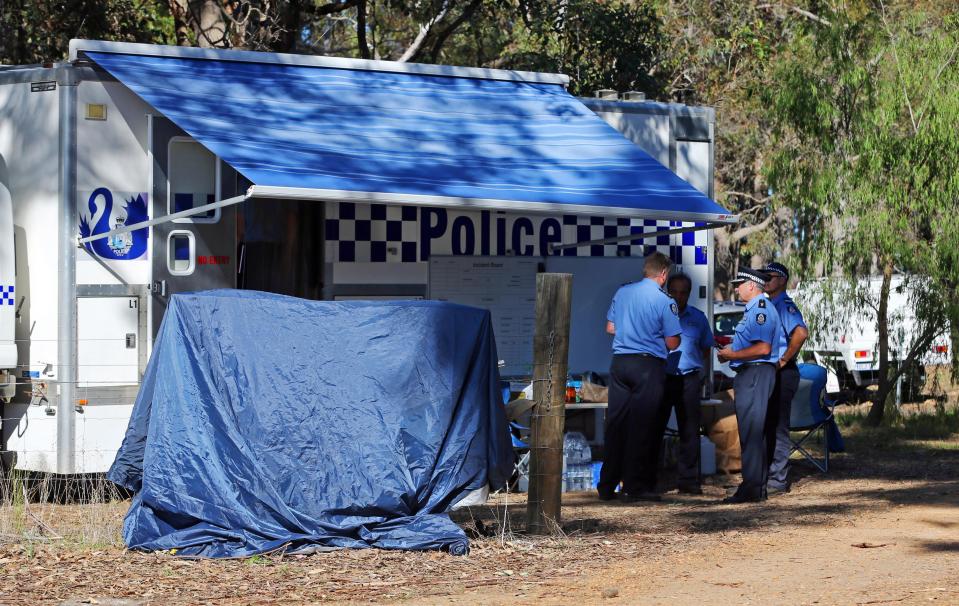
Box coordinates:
[614,353,664,361]
[735,361,776,369]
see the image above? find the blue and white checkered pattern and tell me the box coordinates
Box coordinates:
[325,201,420,263]
[324,202,708,264]
[1,285,13,306]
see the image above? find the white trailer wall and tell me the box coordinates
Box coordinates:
[1,72,154,473]
[0,73,62,471]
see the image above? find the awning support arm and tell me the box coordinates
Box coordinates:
[77,191,251,245]
[548,221,726,253]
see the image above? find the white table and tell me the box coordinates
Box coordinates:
[564,399,725,444]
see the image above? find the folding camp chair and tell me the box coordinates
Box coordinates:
[504,388,534,491]
[789,363,838,472]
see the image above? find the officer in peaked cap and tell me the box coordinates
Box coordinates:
[716,267,782,503]
[763,262,809,495]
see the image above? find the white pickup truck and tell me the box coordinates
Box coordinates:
[792,276,951,396]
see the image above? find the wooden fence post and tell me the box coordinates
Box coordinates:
[526,272,572,535]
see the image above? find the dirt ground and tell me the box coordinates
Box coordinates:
[2,408,958,606]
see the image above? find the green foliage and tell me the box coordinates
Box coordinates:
[0,0,174,64]
[768,7,959,280]
[766,5,959,422]
[498,0,666,97]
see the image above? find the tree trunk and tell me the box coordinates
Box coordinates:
[190,0,228,48]
[356,0,371,59]
[277,0,301,52]
[167,0,192,46]
[866,261,895,426]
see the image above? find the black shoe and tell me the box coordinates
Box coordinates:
[620,491,662,503]
[766,484,791,497]
[597,488,618,501]
[721,492,765,504]
[677,485,703,495]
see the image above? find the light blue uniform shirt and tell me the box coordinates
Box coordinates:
[666,305,714,376]
[729,294,782,368]
[770,291,807,360]
[607,278,682,359]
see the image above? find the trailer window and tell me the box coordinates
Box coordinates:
[167,231,195,275]
[168,138,220,223]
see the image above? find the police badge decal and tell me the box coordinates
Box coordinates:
[670,303,679,315]
[757,313,766,325]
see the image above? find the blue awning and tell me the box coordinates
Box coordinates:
[81,42,734,223]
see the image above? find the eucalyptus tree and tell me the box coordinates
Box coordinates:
[766,4,959,424]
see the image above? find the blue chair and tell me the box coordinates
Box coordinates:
[790,363,845,472]
[502,382,533,490]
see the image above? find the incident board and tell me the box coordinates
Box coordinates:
[428,256,538,376]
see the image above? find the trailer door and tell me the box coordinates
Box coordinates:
[149,117,237,336]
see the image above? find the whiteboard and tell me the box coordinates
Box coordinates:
[544,256,647,374]
[428,256,538,376]
[428,255,662,377]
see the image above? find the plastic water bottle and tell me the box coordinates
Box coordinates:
[562,432,592,492]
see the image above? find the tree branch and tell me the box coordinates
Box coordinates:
[878,0,918,135]
[428,0,483,63]
[397,2,449,63]
[316,0,359,17]
[728,212,776,243]
[724,191,773,205]
[756,3,830,26]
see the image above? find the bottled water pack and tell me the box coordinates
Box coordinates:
[562,431,593,492]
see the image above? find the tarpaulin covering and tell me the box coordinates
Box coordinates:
[83,46,734,222]
[108,290,512,557]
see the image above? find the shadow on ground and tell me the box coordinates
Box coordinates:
[457,420,959,539]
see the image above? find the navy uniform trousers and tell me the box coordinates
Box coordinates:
[599,354,666,495]
[765,362,801,490]
[732,363,777,500]
[660,371,703,489]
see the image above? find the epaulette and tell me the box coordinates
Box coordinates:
[758,298,766,308]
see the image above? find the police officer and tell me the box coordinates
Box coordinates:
[661,273,714,495]
[763,262,809,495]
[716,268,782,503]
[599,252,682,503]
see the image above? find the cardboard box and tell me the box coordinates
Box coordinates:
[702,389,741,474]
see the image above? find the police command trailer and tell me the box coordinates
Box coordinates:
[0,40,735,475]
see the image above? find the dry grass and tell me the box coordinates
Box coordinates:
[0,473,126,549]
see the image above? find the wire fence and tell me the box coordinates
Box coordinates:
[0,470,128,548]
[2,334,140,546]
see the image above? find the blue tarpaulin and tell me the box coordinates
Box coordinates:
[108,290,512,557]
[82,45,734,222]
